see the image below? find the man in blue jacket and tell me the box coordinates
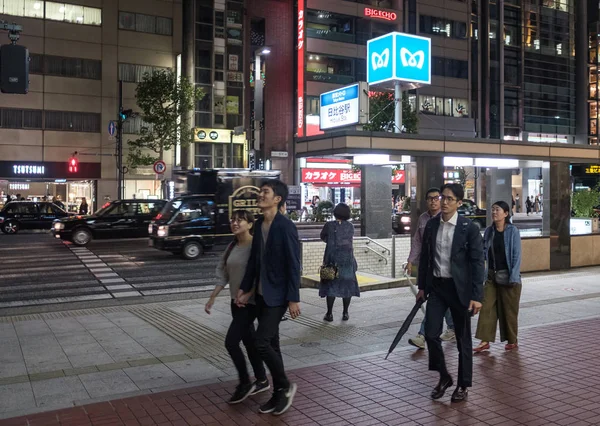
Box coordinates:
[237,179,301,416]
[416,183,484,403]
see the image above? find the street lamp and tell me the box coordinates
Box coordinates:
[253,47,271,168]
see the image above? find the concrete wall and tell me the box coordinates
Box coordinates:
[301,235,554,277]
[571,235,600,268]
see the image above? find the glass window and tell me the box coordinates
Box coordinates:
[306,10,354,44]
[84,6,101,25]
[136,13,156,33]
[420,15,467,40]
[105,202,136,216]
[25,0,44,18]
[44,111,100,132]
[3,0,23,16]
[420,95,436,114]
[156,17,172,35]
[45,2,65,21]
[45,2,101,25]
[23,109,42,128]
[196,23,213,41]
[45,56,102,80]
[118,63,167,83]
[119,12,135,30]
[1,108,23,128]
[306,53,354,84]
[453,98,469,117]
[63,3,84,24]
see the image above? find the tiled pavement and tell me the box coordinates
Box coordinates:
[2,316,600,426]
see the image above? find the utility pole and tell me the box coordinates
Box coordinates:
[117,80,123,200]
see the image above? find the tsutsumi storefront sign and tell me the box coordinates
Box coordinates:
[0,161,101,179]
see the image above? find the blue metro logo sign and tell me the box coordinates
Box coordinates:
[367,32,431,86]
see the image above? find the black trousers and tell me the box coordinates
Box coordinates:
[254,294,289,390]
[225,301,267,385]
[424,277,473,387]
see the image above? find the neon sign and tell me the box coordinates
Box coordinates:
[297,0,305,137]
[12,165,45,175]
[364,7,397,22]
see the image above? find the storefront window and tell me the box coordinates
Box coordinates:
[420,95,436,114]
[419,95,469,117]
[306,10,354,44]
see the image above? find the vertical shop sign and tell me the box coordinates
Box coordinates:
[297,0,305,137]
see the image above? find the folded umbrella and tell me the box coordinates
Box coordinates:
[405,274,426,315]
[385,298,425,360]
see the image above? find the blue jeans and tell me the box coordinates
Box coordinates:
[419,307,454,336]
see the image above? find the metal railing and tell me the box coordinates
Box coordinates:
[357,245,388,265]
[354,237,391,255]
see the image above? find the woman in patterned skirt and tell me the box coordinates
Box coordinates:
[320,203,360,321]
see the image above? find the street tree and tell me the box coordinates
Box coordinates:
[363,91,418,133]
[126,69,204,168]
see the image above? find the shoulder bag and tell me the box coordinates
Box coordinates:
[490,234,510,286]
[319,223,339,281]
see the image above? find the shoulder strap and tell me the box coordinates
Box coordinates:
[223,240,236,266]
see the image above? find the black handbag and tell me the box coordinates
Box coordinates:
[490,236,510,286]
[320,224,338,282]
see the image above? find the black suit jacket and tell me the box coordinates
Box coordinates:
[240,212,301,307]
[417,214,485,308]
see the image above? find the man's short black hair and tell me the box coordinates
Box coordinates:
[333,203,351,221]
[261,179,288,209]
[426,187,440,198]
[440,183,464,201]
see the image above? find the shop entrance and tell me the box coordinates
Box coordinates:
[1,180,96,213]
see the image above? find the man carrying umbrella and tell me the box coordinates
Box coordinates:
[416,183,484,402]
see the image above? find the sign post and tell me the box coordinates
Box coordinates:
[367,32,431,133]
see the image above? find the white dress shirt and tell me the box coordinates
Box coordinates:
[434,211,458,278]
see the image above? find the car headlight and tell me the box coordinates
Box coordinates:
[400,216,411,224]
[157,225,168,237]
[148,224,153,234]
[54,222,65,230]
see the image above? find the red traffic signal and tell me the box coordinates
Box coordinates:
[68,157,78,173]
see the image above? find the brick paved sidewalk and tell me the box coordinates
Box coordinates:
[2,317,599,426]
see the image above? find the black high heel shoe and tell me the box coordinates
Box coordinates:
[323,313,333,322]
[342,312,349,321]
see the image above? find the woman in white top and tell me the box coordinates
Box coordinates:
[205,210,269,404]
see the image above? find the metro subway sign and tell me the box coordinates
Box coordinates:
[367,32,431,87]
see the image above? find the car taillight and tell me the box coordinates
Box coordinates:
[154,213,162,220]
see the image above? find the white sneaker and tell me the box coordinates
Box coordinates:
[440,329,456,341]
[408,334,426,349]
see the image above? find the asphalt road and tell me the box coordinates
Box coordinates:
[0,214,542,312]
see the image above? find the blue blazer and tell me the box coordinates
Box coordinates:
[483,223,522,284]
[417,214,485,308]
[240,212,301,307]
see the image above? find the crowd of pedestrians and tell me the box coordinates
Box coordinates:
[204,179,521,415]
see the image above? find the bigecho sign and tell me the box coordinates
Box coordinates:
[302,168,405,185]
[364,7,398,22]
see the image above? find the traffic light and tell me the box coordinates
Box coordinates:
[68,157,78,173]
[119,108,133,121]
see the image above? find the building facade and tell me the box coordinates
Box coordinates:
[0,0,182,209]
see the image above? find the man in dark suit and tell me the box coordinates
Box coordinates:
[417,183,484,402]
[237,179,301,416]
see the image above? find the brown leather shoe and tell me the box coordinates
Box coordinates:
[473,342,490,353]
[451,386,468,402]
[431,375,453,400]
[505,342,518,350]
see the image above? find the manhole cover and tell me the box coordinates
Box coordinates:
[300,342,320,348]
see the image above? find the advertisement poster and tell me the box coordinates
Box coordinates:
[214,96,225,114]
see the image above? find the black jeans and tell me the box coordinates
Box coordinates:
[254,294,289,390]
[225,301,267,385]
[424,277,473,387]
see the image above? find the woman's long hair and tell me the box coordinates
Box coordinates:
[492,201,512,225]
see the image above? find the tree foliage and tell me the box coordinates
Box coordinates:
[363,91,418,133]
[126,69,204,167]
[572,186,600,218]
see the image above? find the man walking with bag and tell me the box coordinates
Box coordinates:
[416,183,485,402]
[237,179,301,416]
